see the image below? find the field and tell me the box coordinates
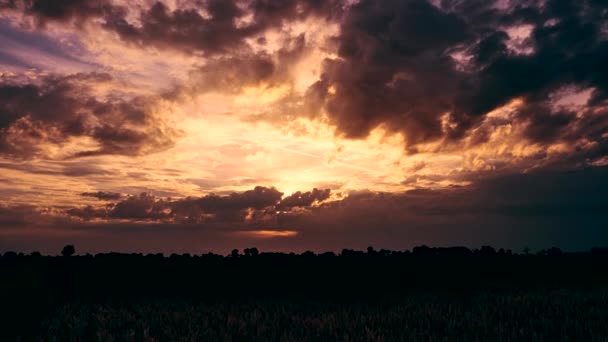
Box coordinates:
[3,249,608,341]
[40,290,608,341]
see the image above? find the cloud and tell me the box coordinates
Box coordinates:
[67,186,333,225]
[273,166,608,251]
[103,1,248,56]
[101,0,342,55]
[1,0,115,26]
[8,166,608,253]
[67,186,286,223]
[81,191,122,200]
[0,204,36,226]
[305,0,608,162]
[179,29,313,101]
[453,0,608,133]
[277,188,330,210]
[75,165,607,229]
[168,186,283,223]
[0,73,178,159]
[62,164,113,177]
[190,53,277,93]
[0,204,68,227]
[1,0,345,56]
[306,0,470,144]
[0,0,16,10]
[67,193,170,220]
[0,19,96,72]
[65,205,109,220]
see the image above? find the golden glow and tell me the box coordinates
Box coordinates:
[234,230,299,238]
[234,84,291,106]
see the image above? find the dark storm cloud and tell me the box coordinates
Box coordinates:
[67,186,285,223]
[186,186,284,211]
[67,186,334,224]
[27,0,110,22]
[451,0,608,137]
[171,186,284,223]
[308,0,608,155]
[1,0,342,54]
[0,73,177,158]
[0,0,116,26]
[307,0,471,144]
[102,1,248,55]
[102,0,341,55]
[67,193,169,220]
[81,191,122,201]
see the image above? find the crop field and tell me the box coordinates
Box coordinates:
[39,289,608,341]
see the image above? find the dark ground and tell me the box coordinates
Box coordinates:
[2,246,608,341]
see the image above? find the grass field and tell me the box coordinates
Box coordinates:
[39,289,608,341]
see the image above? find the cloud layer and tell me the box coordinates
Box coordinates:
[66,186,333,225]
[0,73,177,158]
[2,166,607,254]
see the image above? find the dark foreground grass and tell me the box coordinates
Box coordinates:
[40,289,608,342]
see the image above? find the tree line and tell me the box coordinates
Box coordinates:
[3,244,608,259]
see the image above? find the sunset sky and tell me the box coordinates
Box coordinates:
[1,0,607,254]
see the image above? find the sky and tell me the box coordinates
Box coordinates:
[0,0,607,254]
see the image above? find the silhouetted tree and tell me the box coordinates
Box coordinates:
[443,247,472,256]
[591,247,608,256]
[244,248,259,257]
[2,251,17,259]
[378,249,391,257]
[341,249,365,257]
[413,245,433,256]
[61,245,75,257]
[479,246,496,256]
[231,249,240,258]
[547,247,562,256]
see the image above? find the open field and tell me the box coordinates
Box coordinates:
[40,290,608,341]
